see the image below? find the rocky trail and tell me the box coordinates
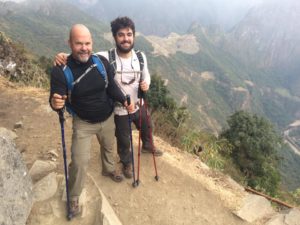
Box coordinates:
[2,77,298,225]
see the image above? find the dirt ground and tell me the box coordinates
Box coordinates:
[0,77,250,225]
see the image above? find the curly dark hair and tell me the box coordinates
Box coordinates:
[110,16,135,37]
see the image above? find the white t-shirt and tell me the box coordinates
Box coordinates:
[97,49,151,115]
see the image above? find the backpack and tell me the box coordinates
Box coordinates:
[108,48,144,77]
[62,54,108,114]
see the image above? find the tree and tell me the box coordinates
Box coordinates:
[221,111,282,195]
[146,74,190,145]
[147,74,176,112]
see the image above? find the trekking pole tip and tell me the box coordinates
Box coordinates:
[136,180,140,186]
[132,181,138,188]
[67,212,72,220]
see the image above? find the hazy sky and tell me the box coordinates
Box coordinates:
[0,0,265,5]
[0,0,26,2]
[0,0,267,10]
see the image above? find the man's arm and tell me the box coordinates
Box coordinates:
[140,52,151,92]
[49,66,68,110]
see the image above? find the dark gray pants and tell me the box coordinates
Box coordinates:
[114,105,153,166]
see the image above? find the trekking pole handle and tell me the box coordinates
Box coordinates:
[138,79,145,99]
[58,109,65,124]
[126,95,131,105]
[138,88,145,99]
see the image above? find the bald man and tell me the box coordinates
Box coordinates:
[49,24,132,216]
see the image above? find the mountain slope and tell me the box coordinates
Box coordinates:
[138,25,273,130]
[228,0,300,68]
[224,0,300,127]
[0,0,111,56]
[66,0,260,36]
[0,31,48,87]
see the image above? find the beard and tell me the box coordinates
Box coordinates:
[116,41,134,53]
[78,56,89,63]
[74,51,90,63]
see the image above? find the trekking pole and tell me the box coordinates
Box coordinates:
[126,95,138,187]
[136,95,143,186]
[142,92,159,181]
[136,78,145,186]
[58,110,72,220]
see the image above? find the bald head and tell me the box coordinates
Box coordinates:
[69,24,91,42]
[68,24,93,63]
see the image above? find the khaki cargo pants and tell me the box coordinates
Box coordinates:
[68,115,115,199]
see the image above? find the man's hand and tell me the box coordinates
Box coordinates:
[51,93,67,110]
[53,53,68,66]
[124,100,135,113]
[140,80,149,92]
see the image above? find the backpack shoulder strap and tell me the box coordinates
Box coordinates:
[135,49,144,72]
[63,65,74,92]
[92,54,108,88]
[108,48,117,75]
[62,65,75,115]
[107,48,144,76]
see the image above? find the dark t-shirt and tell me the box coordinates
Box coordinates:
[50,54,125,123]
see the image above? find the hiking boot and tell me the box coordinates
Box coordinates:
[122,164,133,179]
[69,198,81,217]
[142,147,163,156]
[102,170,123,183]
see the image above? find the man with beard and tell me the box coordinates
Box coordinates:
[54,17,163,181]
[100,16,163,179]
[50,24,133,216]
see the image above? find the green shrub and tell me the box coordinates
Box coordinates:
[221,110,283,195]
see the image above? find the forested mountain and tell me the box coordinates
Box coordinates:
[0,0,111,56]
[224,0,300,127]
